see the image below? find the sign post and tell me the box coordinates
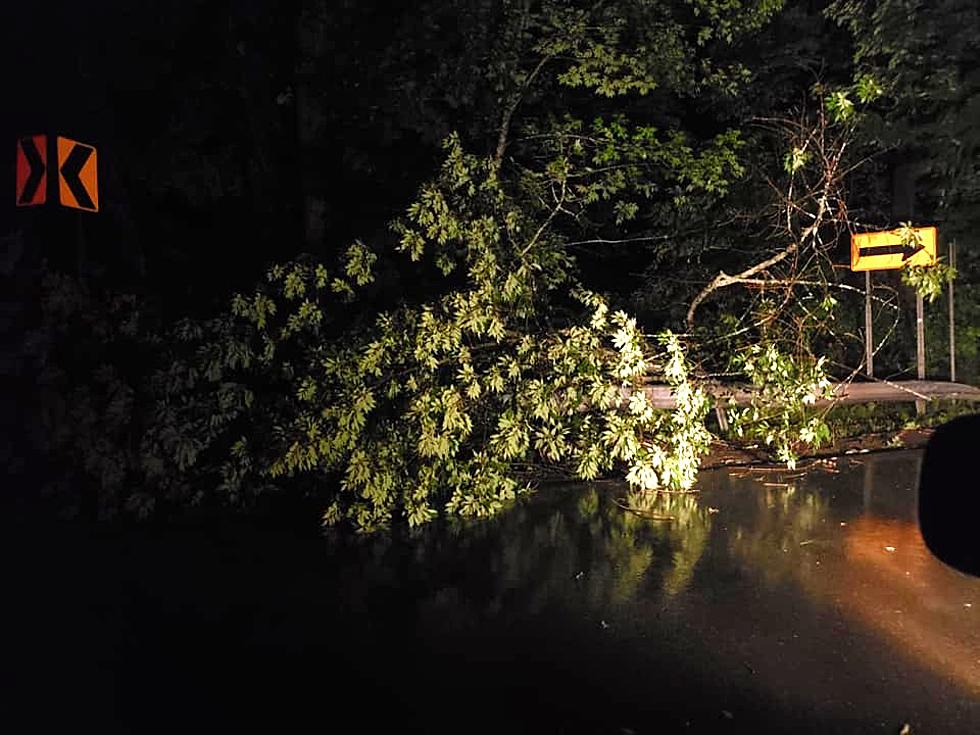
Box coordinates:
[850,226,937,413]
[14,134,100,284]
[949,242,957,383]
[916,292,926,415]
[865,271,873,377]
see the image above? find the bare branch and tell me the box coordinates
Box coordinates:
[686,194,826,327]
[686,107,850,328]
[494,54,553,169]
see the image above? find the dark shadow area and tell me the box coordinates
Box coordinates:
[5,453,980,733]
[919,413,980,577]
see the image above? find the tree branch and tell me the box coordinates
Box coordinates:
[686,180,831,327]
[494,55,552,169]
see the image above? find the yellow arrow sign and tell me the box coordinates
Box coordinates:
[850,227,936,272]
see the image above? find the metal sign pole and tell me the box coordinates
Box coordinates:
[849,226,939,411]
[916,291,926,415]
[76,212,86,284]
[865,271,874,377]
[949,242,956,383]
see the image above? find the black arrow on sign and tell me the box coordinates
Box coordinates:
[60,143,96,210]
[18,137,45,205]
[858,239,925,262]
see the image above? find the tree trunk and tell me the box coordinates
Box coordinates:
[295,0,331,253]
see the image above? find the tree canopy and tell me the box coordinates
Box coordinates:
[3,0,975,528]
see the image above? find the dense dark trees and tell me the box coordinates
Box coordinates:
[1,0,976,524]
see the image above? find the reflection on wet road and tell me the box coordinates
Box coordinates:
[6,451,980,732]
[712,454,980,699]
[840,516,979,692]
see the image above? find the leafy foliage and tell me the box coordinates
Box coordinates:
[828,0,980,381]
[680,93,865,465]
[15,269,156,517]
[17,0,974,528]
[900,261,956,305]
[142,136,712,530]
[727,343,834,468]
[897,222,957,305]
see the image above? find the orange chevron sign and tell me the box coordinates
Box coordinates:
[15,135,47,206]
[56,137,99,212]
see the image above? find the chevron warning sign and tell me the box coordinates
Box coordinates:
[56,137,99,212]
[15,135,47,207]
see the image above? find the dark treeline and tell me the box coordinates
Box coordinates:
[2,0,978,524]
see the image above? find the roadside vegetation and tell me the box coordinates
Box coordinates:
[6,0,978,528]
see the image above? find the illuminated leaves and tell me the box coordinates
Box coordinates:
[901,260,956,304]
[825,89,855,124]
[727,342,834,469]
[898,224,956,304]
